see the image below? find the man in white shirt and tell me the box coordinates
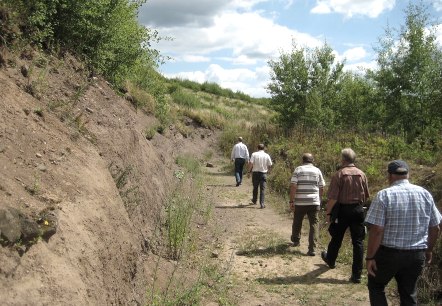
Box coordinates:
[248,143,272,208]
[231,137,250,187]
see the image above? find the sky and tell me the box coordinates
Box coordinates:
[139,0,442,98]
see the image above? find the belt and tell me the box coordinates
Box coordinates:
[338,202,362,205]
[380,245,426,253]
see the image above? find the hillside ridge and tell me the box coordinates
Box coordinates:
[0,52,217,305]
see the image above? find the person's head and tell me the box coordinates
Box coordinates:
[387,160,409,183]
[341,148,356,165]
[237,136,243,142]
[302,153,314,164]
[257,143,265,150]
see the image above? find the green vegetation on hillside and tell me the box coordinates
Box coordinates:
[0,0,163,86]
[267,3,442,145]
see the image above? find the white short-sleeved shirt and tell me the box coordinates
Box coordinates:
[231,142,249,160]
[250,150,272,173]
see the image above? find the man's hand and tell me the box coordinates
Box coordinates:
[289,202,295,212]
[366,259,377,277]
[425,251,433,265]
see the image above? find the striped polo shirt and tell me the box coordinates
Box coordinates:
[290,164,325,206]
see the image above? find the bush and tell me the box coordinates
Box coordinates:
[2,0,162,86]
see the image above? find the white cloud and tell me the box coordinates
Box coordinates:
[138,0,228,27]
[180,55,211,63]
[164,64,271,97]
[227,55,259,65]
[435,24,442,46]
[344,61,378,73]
[434,0,442,11]
[342,47,368,62]
[151,11,322,61]
[311,0,396,18]
[226,0,269,11]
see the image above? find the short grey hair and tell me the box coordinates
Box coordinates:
[341,148,356,163]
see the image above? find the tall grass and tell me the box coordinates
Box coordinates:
[147,154,233,305]
[164,155,204,260]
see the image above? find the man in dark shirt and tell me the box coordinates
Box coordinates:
[321,148,370,284]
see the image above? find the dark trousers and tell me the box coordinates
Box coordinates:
[291,205,319,252]
[368,247,425,306]
[234,158,246,184]
[326,203,365,277]
[252,172,267,207]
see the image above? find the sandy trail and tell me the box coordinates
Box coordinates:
[205,160,370,306]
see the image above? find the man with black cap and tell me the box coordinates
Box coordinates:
[365,160,442,306]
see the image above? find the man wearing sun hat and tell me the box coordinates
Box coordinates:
[365,160,442,306]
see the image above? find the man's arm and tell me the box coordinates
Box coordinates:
[319,187,324,202]
[247,158,253,176]
[366,224,384,277]
[289,184,297,211]
[426,224,441,265]
[326,199,337,223]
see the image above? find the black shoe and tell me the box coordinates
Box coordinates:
[321,251,336,269]
[291,241,300,247]
[236,182,240,187]
[250,200,256,205]
[307,251,316,256]
[260,205,265,209]
[350,275,361,283]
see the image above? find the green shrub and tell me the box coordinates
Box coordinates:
[144,127,156,140]
[175,154,201,178]
[3,0,162,87]
[126,81,155,113]
[171,88,202,109]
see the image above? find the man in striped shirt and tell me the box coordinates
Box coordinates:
[289,153,325,256]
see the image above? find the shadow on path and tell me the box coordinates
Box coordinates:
[207,184,235,188]
[256,264,350,285]
[235,243,296,257]
[215,203,257,209]
[206,171,233,177]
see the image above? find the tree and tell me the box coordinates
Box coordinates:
[2,0,163,86]
[335,73,378,131]
[371,2,442,142]
[267,42,345,129]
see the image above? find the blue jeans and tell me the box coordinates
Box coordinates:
[252,172,267,207]
[234,158,246,184]
[367,246,425,306]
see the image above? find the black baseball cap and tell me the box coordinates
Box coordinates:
[388,160,409,175]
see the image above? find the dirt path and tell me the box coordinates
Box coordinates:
[205,159,370,306]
